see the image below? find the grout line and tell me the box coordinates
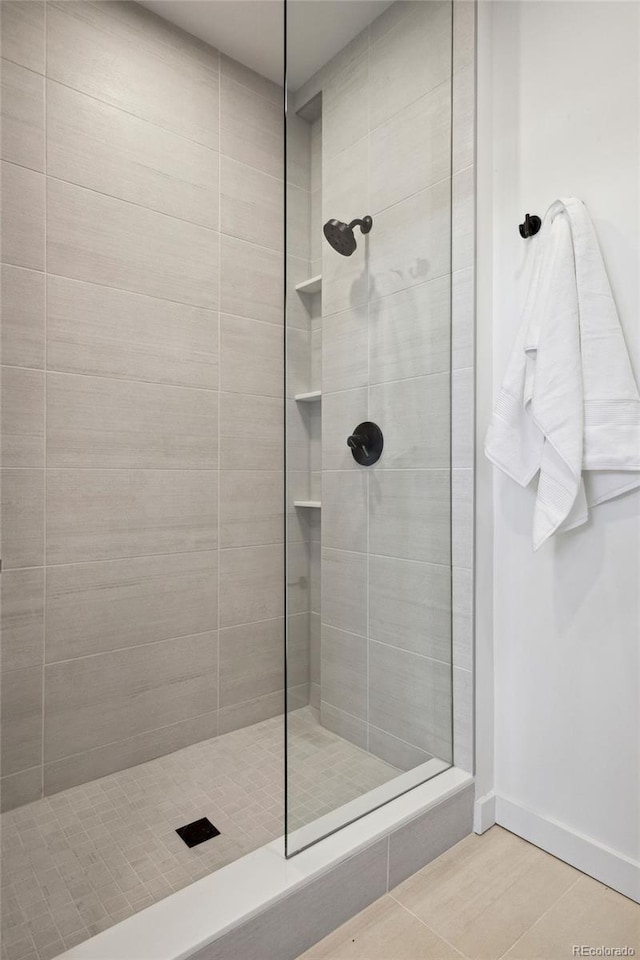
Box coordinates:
[41,0,49,803]
[216,51,222,732]
[2,363,219,392]
[43,707,221,770]
[41,628,223,668]
[392,899,469,958]
[494,874,584,960]
[44,169,220,233]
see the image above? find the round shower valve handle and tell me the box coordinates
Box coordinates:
[347,422,384,466]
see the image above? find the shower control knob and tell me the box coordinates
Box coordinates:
[346,422,384,466]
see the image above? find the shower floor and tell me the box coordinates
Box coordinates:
[0,707,398,960]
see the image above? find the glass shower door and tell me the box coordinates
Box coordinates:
[284,0,454,854]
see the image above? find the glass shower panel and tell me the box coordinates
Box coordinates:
[285,0,454,854]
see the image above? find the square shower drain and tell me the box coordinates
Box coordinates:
[175,817,220,848]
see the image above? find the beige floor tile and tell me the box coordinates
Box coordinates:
[298,895,463,960]
[391,827,581,960]
[1,708,397,960]
[503,874,640,959]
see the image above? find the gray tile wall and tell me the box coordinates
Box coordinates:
[0,0,286,809]
[303,2,454,769]
[291,0,475,775]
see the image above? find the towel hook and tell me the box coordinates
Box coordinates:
[519,213,542,239]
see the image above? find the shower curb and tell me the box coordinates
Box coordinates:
[56,769,473,960]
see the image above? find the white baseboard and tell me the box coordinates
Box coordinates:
[473,792,496,834]
[495,795,640,904]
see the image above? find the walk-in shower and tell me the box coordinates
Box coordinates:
[0,0,475,955]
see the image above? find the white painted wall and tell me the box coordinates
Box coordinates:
[476,0,640,900]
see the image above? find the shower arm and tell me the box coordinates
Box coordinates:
[347,216,373,235]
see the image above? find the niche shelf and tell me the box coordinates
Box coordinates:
[294,390,321,402]
[293,500,321,509]
[295,275,322,295]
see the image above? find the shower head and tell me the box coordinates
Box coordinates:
[323,215,373,257]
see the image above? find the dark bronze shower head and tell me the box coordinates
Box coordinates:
[323,215,373,257]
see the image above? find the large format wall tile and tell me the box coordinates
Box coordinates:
[322,388,368,471]
[1,568,44,671]
[220,471,283,548]
[221,74,282,179]
[369,640,452,760]
[452,366,474,468]
[220,235,283,326]
[219,618,284,707]
[1,665,43,775]
[453,566,472,671]
[453,666,472,771]
[321,625,367,719]
[46,552,217,661]
[0,767,42,813]
[370,79,451,212]
[0,0,290,799]
[220,314,283,397]
[46,372,217,469]
[46,80,219,228]
[369,374,450,470]
[1,367,44,467]
[452,267,474,371]
[322,471,367,552]
[46,469,217,563]
[369,277,451,384]
[219,544,284,627]
[453,64,474,175]
[217,691,282,736]
[452,164,474,272]
[1,161,45,269]
[47,275,217,389]
[369,555,451,662]
[0,58,45,170]
[368,178,451,301]
[220,392,283,470]
[46,1,219,147]
[0,468,44,569]
[0,1,45,73]
[320,702,368,751]
[44,632,218,761]
[321,548,367,637]
[368,725,433,772]
[47,179,218,308]
[452,468,473,569]
[322,305,368,394]
[44,711,218,795]
[220,156,283,251]
[323,54,368,160]
[1,264,45,369]
[369,469,451,565]
[220,53,281,107]
[369,0,451,131]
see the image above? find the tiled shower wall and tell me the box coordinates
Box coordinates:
[291,0,475,773]
[0,0,293,810]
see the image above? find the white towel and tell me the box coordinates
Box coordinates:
[485,197,640,550]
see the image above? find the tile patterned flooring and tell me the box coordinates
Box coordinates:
[0,707,398,960]
[298,826,640,960]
